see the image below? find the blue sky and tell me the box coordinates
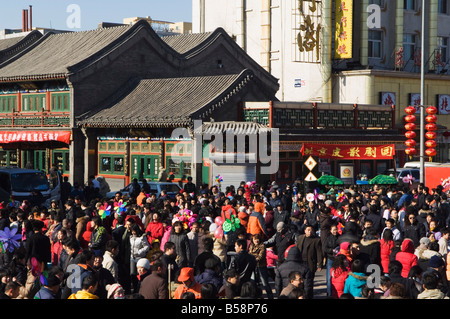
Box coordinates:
[0,0,192,31]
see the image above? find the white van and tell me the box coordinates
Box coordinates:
[403,161,443,169]
[0,167,61,207]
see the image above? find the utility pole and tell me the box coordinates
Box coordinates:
[419,0,425,184]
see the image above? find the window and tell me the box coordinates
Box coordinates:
[403,34,416,62]
[439,0,448,14]
[51,92,70,111]
[101,156,111,172]
[0,96,17,113]
[113,157,124,172]
[22,94,46,112]
[368,30,383,58]
[369,0,384,6]
[437,37,448,64]
[404,0,416,10]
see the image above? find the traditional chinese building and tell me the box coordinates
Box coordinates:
[0,20,279,188]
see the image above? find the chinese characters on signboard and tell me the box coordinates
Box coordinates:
[334,0,353,59]
[438,94,450,115]
[409,93,421,113]
[381,92,396,106]
[301,144,395,160]
[0,131,71,144]
[295,0,322,63]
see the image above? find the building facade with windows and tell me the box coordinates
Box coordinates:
[0,20,279,189]
[193,0,450,164]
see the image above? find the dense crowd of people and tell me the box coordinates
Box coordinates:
[0,173,449,300]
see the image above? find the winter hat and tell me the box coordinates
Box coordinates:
[178,267,195,282]
[136,258,150,270]
[276,222,286,232]
[429,256,445,268]
[419,237,431,247]
[106,283,124,299]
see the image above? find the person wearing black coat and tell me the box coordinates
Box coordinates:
[264,222,296,264]
[25,220,51,265]
[228,238,256,292]
[295,225,324,299]
[388,260,419,299]
[359,227,382,269]
[274,244,313,298]
[403,210,426,248]
[365,205,384,235]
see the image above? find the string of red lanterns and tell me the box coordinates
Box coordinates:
[425,106,438,161]
[404,106,417,158]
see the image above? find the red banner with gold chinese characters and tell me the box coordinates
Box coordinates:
[301,144,395,160]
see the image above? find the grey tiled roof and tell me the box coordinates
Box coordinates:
[161,32,213,54]
[78,69,256,128]
[0,36,25,51]
[0,25,132,81]
[194,121,271,135]
[0,30,43,64]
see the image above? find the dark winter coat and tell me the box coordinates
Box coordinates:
[168,231,191,267]
[359,237,381,268]
[274,245,313,298]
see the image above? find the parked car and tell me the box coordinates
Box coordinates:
[105,181,182,199]
[0,167,61,207]
[384,168,420,187]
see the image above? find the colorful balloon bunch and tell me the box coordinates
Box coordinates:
[209,215,241,239]
[172,209,198,230]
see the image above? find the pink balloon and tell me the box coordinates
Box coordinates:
[214,227,224,239]
[215,216,224,226]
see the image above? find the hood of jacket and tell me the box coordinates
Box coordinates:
[401,238,415,253]
[284,244,302,263]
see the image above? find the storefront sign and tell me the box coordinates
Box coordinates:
[0,131,71,144]
[334,0,353,59]
[301,143,395,160]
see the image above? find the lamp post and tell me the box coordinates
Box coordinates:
[419,0,425,183]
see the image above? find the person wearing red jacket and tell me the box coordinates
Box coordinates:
[380,228,395,274]
[145,212,164,244]
[395,238,418,278]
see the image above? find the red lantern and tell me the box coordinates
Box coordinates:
[425,123,437,131]
[426,115,437,123]
[405,115,417,123]
[405,139,417,148]
[425,140,437,148]
[405,148,417,156]
[425,148,437,157]
[405,106,417,115]
[426,131,437,140]
[405,123,417,131]
[426,106,438,115]
[405,131,416,139]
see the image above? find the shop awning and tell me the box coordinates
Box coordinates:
[0,131,71,144]
[301,143,395,160]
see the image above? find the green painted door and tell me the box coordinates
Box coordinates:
[34,150,47,172]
